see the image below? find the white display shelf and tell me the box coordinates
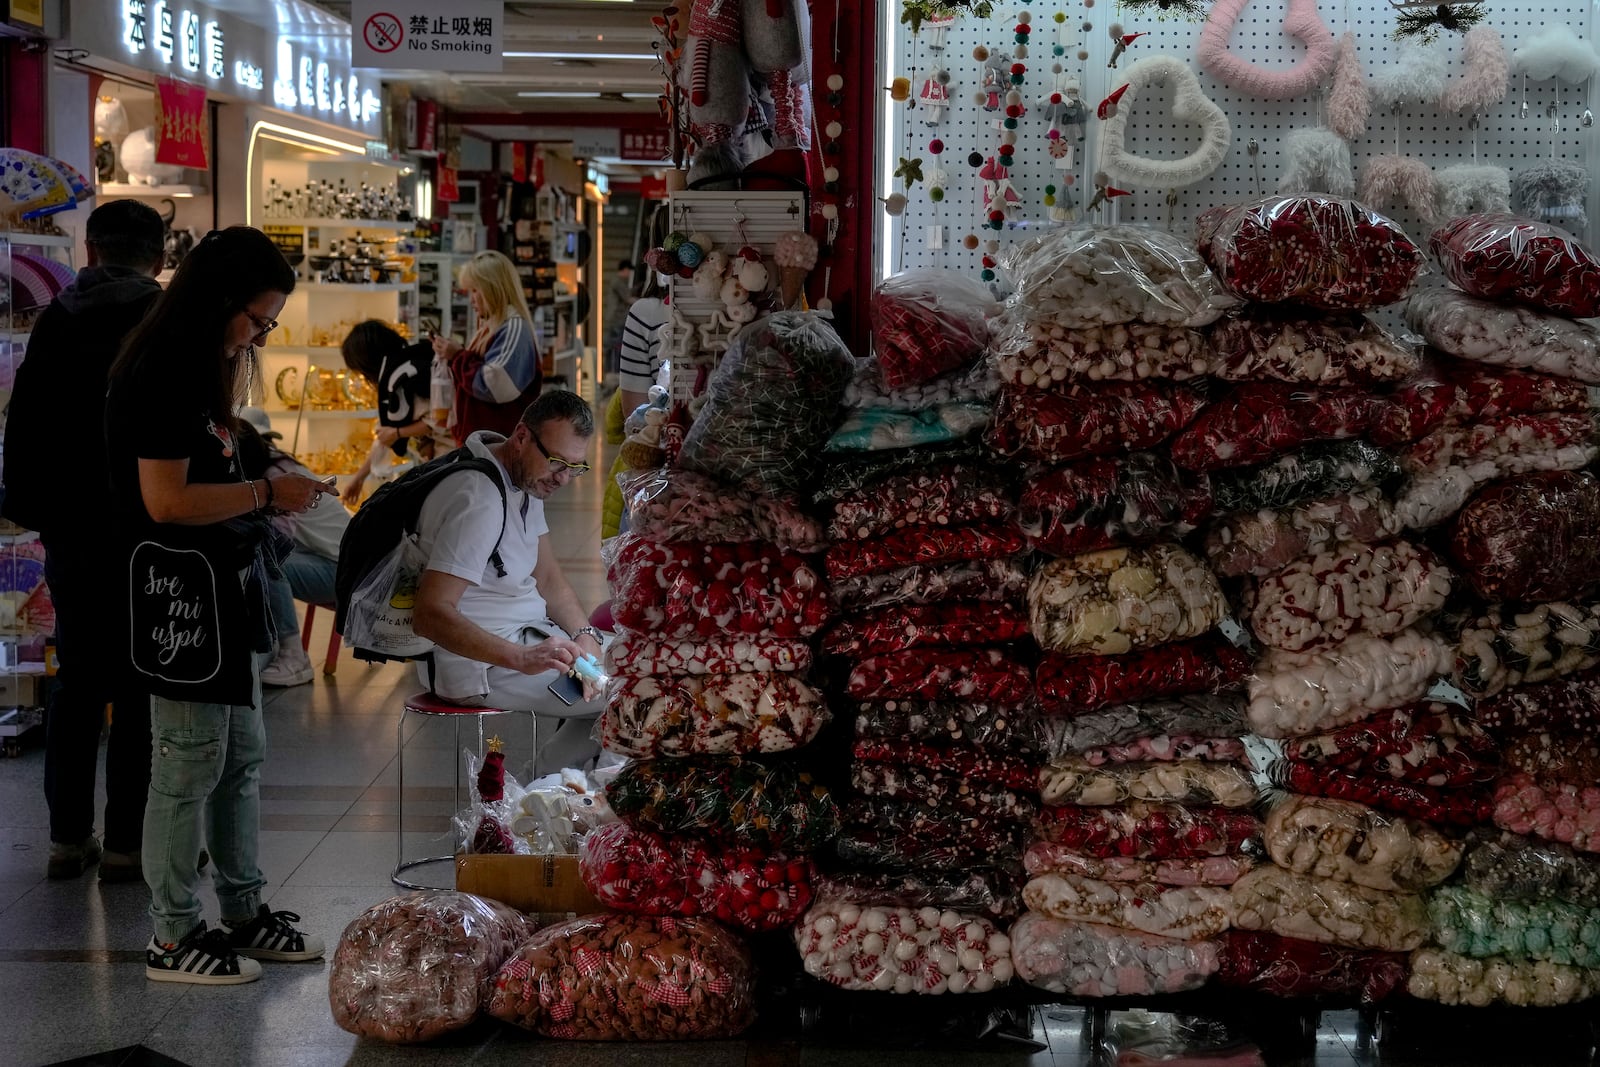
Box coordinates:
[299,282,411,293]
[99,182,207,199]
[5,233,72,248]
[273,218,414,231]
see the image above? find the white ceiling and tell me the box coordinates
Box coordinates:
[306,0,665,114]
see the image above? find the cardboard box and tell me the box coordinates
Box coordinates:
[454,853,602,915]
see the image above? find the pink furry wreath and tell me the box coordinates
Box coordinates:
[1198,0,1338,99]
[1440,26,1510,114]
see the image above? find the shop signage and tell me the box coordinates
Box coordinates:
[67,0,382,136]
[620,129,670,163]
[639,175,668,200]
[155,76,209,167]
[350,0,504,73]
[571,128,619,159]
[437,163,460,204]
[10,0,44,28]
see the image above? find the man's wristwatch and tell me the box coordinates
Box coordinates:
[574,625,604,644]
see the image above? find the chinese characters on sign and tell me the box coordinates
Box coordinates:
[155,77,210,168]
[351,0,504,73]
[620,129,671,163]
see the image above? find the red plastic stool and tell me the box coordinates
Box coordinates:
[299,603,342,677]
[392,691,523,890]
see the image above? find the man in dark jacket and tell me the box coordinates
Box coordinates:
[3,200,164,880]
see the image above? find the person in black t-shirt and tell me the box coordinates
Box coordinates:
[106,226,336,986]
[339,318,435,506]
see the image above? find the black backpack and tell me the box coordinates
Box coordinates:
[334,446,508,662]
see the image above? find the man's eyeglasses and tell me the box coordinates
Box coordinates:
[244,309,278,341]
[532,431,590,477]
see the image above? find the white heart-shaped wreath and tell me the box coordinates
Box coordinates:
[1099,55,1232,189]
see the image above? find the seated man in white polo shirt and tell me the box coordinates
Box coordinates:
[411,390,607,775]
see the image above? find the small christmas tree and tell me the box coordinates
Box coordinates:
[471,737,515,854]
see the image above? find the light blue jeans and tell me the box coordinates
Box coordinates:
[143,654,268,945]
[266,548,339,641]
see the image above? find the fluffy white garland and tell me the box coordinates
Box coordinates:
[1099,55,1232,190]
[1278,127,1355,196]
[1371,44,1447,108]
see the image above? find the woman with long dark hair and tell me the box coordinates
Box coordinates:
[106,226,336,986]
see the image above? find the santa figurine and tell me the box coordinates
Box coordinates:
[919,68,952,125]
[978,156,1022,218]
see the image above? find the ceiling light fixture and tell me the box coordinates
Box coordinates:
[515,91,652,99]
[504,51,655,60]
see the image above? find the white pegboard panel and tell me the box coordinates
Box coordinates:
[665,190,808,399]
[880,1,1600,283]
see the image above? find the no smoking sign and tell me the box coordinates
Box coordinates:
[364,12,403,53]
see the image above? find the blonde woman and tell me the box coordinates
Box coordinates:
[433,250,541,443]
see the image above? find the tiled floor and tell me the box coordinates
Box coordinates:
[3,432,1598,1066]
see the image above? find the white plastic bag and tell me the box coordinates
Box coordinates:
[343,534,432,659]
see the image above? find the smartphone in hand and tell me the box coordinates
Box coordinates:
[547,672,584,706]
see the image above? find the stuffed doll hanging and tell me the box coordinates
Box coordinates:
[920,68,953,124]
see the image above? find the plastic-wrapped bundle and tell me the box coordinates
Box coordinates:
[823,601,1029,658]
[830,556,1030,613]
[1211,440,1403,515]
[987,382,1210,464]
[577,822,814,932]
[1247,629,1452,739]
[840,796,1026,855]
[608,536,830,639]
[824,402,992,452]
[852,737,1038,793]
[1036,638,1252,714]
[619,467,824,551]
[1028,545,1228,657]
[1493,774,1600,855]
[854,699,1043,754]
[1408,946,1600,1007]
[1208,308,1420,384]
[1205,490,1403,579]
[1195,194,1426,310]
[1428,885,1600,968]
[813,868,1022,920]
[835,826,1020,872]
[488,914,755,1040]
[1022,874,1234,939]
[1002,222,1239,328]
[1430,213,1600,319]
[1462,830,1600,909]
[1394,412,1598,529]
[869,270,997,388]
[1017,453,1213,556]
[604,632,813,676]
[1011,913,1220,996]
[1170,383,1382,472]
[1034,801,1263,859]
[1039,756,1258,808]
[1404,287,1600,384]
[827,464,1014,541]
[992,317,1212,385]
[329,892,534,1043]
[1264,794,1463,892]
[1229,866,1429,951]
[1216,931,1408,1003]
[824,524,1026,581]
[1452,600,1600,698]
[844,357,999,411]
[1371,360,1592,447]
[794,901,1014,993]
[851,762,1035,821]
[1081,735,1249,767]
[1283,703,1497,789]
[1475,668,1600,736]
[600,673,829,758]
[1449,471,1600,602]
[1244,539,1451,652]
[845,647,1033,704]
[1276,760,1492,828]
[813,439,995,502]
[1042,695,1250,754]
[675,311,857,495]
[606,757,838,852]
[1504,732,1600,787]
[1024,844,1259,886]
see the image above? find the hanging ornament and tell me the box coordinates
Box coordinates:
[1108,25,1149,69]
[919,67,954,124]
[1099,55,1232,189]
[1199,0,1337,97]
[1389,1,1490,44]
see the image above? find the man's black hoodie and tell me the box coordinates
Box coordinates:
[2,265,162,535]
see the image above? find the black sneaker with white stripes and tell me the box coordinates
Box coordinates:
[222,906,326,962]
[146,922,262,985]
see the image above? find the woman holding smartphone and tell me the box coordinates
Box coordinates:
[338,318,436,506]
[106,226,336,986]
[432,250,541,443]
